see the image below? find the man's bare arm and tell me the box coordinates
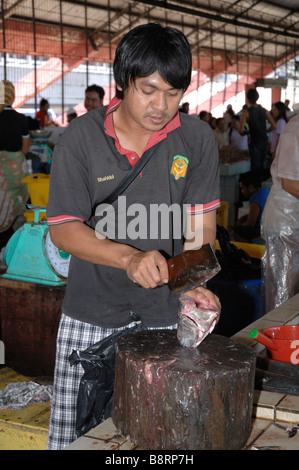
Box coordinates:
[184,210,217,251]
[49,221,168,288]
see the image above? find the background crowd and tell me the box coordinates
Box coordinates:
[0,79,298,314]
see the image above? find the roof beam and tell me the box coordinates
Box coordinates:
[3,0,27,19]
[131,0,299,39]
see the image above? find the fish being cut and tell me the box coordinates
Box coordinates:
[177,294,220,347]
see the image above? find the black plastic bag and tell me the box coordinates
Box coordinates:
[215,225,261,280]
[69,322,143,438]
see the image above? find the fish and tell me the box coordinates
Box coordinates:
[177,294,220,348]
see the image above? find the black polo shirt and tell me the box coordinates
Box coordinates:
[47,98,220,328]
[0,107,29,151]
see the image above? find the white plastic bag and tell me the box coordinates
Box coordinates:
[261,184,299,312]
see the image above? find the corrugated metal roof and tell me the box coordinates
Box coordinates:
[2,0,299,78]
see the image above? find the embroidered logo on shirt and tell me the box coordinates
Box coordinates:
[97,174,115,182]
[170,156,189,180]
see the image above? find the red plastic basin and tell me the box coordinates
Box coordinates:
[263,325,299,364]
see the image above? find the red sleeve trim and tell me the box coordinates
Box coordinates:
[186,199,221,215]
[47,215,85,225]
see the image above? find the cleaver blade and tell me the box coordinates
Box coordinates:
[167,244,221,294]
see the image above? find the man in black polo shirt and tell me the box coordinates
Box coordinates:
[46,23,221,450]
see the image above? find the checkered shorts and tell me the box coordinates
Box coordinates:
[47,314,176,450]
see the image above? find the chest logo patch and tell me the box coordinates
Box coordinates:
[170,155,189,180]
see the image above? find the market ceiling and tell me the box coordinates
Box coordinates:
[2,0,299,99]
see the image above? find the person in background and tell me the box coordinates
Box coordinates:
[0,80,29,249]
[199,110,210,123]
[209,115,216,130]
[228,114,248,151]
[261,114,299,312]
[179,102,189,114]
[269,101,287,159]
[199,111,217,129]
[35,98,57,128]
[224,104,234,130]
[232,171,269,243]
[66,107,77,124]
[84,84,105,112]
[239,88,276,175]
[46,23,221,450]
[214,117,228,148]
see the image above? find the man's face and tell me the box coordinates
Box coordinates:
[218,119,226,132]
[239,182,250,199]
[84,91,103,112]
[41,103,49,113]
[119,72,184,133]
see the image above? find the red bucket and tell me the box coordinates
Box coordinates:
[262,325,299,364]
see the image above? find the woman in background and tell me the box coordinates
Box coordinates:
[228,114,249,151]
[0,80,29,248]
[35,98,57,128]
[269,101,287,159]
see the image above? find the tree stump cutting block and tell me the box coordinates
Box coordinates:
[111,330,256,450]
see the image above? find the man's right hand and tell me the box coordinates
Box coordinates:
[49,222,169,289]
[125,250,169,289]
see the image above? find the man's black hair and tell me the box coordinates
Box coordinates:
[272,101,287,122]
[247,88,259,105]
[85,84,105,100]
[113,23,192,99]
[40,98,49,108]
[199,110,209,120]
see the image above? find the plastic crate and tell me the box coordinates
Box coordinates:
[215,240,265,259]
[23,210,46,223]
[22,174,50,206]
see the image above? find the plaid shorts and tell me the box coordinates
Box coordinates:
[47,314,177,450]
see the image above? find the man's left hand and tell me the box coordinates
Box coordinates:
[183,285,221,312]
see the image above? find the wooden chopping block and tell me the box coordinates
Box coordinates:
[111,330,256,450]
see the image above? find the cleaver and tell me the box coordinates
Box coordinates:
[167,244,221,294]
